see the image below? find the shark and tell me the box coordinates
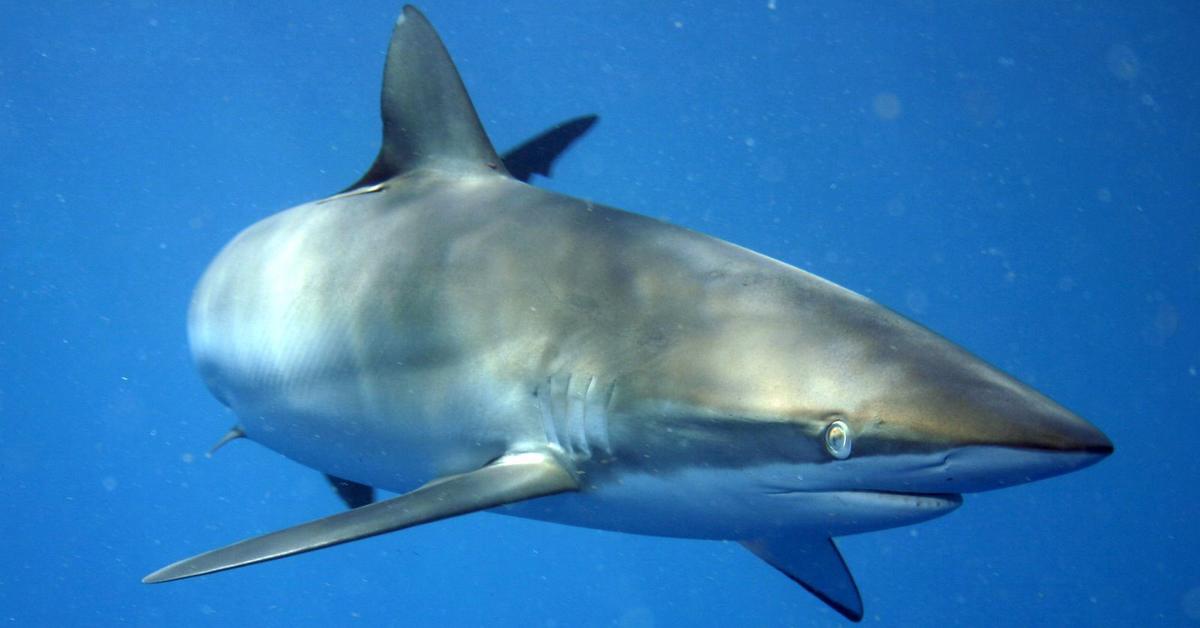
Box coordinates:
[144,6,1113,622]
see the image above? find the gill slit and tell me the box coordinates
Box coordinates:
[538,372,613,461]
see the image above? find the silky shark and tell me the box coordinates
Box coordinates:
[145,6,1113,621]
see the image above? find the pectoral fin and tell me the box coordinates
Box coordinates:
[144,451,577,584]
[741,536,863,622]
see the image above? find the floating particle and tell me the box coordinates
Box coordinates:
[872,92,903,120]
[1106,44,1139,81]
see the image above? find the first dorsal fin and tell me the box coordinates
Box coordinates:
[348,5,506,190]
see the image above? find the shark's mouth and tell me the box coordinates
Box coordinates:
[768,488,962,505]
[759,489,964,535]
[849,490,963,509]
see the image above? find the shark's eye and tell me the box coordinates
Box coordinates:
[824,419,852,460]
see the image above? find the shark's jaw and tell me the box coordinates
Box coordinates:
[487,463,966,541]
[761,488,965,534]
[766,488,964,509]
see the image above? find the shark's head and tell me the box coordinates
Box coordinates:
[607,261,1112,536]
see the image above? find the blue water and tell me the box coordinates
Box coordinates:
[2,2,1196,626]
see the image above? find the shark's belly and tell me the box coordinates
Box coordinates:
[195,311,544,491]
[187,203,547,492]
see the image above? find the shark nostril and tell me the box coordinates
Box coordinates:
[824,419,852,460]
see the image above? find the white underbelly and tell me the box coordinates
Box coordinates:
[233,367,549,491]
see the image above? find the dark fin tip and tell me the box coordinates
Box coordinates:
[781,571,865,622]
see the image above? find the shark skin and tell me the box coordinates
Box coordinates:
[145,6,1113,622]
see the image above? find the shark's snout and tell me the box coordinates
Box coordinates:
[1037,405,1114,456]
[862,371,1113,494]
[948,400,1112,493]
[841,324,1114,495]
[985,384,1113,458]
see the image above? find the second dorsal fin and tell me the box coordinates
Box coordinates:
[349,5,507,190]
[501,115,598,183]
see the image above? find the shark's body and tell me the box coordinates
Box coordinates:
[148,7,1112,621]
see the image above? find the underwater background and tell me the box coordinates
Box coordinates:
[2,1,1197,626]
